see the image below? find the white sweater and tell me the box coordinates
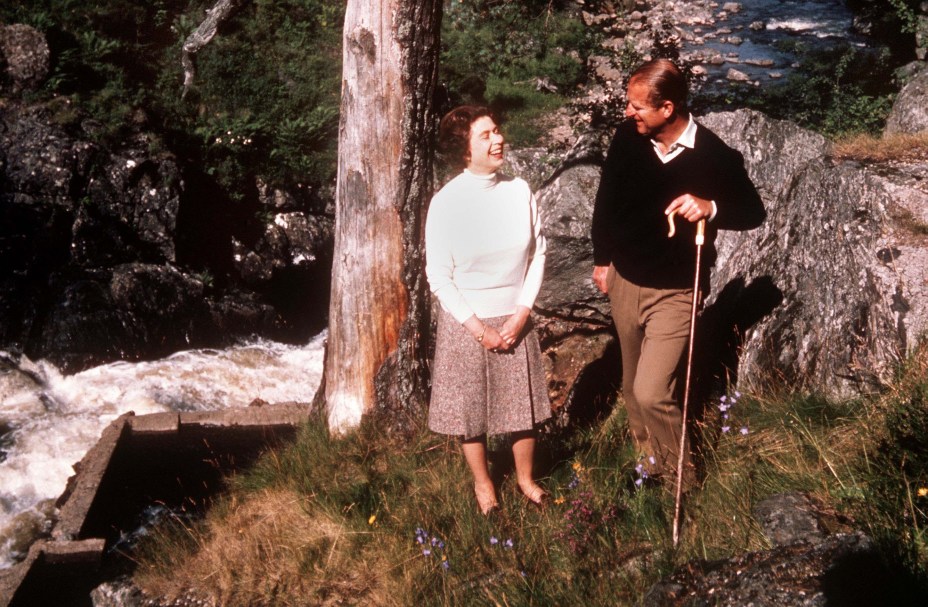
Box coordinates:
[425,170,546,323]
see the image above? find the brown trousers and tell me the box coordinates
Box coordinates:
[607,266,694,479]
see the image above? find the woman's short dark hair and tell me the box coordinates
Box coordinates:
[438,105,499,169]
[629,59,688,114]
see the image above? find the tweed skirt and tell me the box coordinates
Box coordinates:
[428,307,551,439]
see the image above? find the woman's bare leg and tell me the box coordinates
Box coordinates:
[462,436,498,513]
[512,430,546,504]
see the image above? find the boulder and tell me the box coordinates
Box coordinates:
[702,110,928,398]
[0,99,332,370]
[532,109,928,408]
[642,492,907,606]
[884,65,928,135]
[0,24,50,94]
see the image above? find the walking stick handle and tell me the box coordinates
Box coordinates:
[667,211,707,245]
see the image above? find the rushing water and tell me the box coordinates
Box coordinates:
[0,333,326,569]
[0,0,876,576]
[679,0,870,86]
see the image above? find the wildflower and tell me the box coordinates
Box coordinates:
[918,487,928,497]
[567,474,580,489]
[554,496,566,505]
[720,395,727,403]
[442,559,450,570]
[422,549,431,557]
[648,456,656,466]
[722,426,731,433]
[504,538,514,549]
[740,427,749,435]
[489,536,498,545]
[368,514,377,525]
[572,461,583,472]
[735,391,742,398]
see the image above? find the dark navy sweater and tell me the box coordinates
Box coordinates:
[592,118,766,290]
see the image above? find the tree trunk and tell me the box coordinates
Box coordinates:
[324,0,442,431]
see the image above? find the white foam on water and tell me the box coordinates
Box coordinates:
[0,332,326,569]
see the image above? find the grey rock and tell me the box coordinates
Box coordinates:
[0,24,50,94]
[641,532,896,607]
[533,109,928,405]
[0,98,332,370]
[884,65,928,135]
[726,67,750,81]
[753,492,827,547]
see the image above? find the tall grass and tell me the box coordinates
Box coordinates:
[134,345,928,605]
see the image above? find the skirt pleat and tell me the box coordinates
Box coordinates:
[428,307,551,439]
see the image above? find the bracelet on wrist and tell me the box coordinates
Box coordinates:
[476,324,487,343]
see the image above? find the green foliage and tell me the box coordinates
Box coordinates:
[440,0,597,143]
[856,347,928,595]
[1,0,344,192]
[732,44,898,137]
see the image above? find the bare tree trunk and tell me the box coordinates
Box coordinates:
[324,0,442,432]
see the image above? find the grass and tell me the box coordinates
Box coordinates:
[132,345,928,605]
[832,131,928,163]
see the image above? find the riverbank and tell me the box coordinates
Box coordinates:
[126,344,928,606]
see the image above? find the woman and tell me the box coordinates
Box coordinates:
[425,105,550,515]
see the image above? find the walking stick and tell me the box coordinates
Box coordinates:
[666,211,706,548]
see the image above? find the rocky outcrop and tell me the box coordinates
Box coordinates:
[534,109,928,409]
[885,64,928,135]
[641,493,903,607]
[0,24,49,95]
[0,29,333,371]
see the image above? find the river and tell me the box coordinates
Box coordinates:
[0,0,870,574]
[0,334,325,569]
[677,0,870,86]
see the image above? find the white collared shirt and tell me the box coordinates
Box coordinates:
[649,115,718,221]
[650,114,697,164]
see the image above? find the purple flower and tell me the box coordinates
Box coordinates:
[648,456,656,466]
[442,560,450,570]
[504,538,514,549]
[635,478,643,486]
[740,427,749,435]
[422,549,431,556]
[722,426,731,433]
[490,536,498,545]
[735,391,742,398]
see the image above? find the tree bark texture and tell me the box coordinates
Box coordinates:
[181,0,241,98]
[324,0,442,431]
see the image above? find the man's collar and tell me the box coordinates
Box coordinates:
[651,114,696,151]
[650,114,697,163]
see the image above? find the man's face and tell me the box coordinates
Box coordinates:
[625,80,670,137]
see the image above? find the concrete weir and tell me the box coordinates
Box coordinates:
[0,402,310,606]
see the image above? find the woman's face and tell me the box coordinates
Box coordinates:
[466,115,504,175]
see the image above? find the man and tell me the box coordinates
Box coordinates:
[591,59,765,485]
